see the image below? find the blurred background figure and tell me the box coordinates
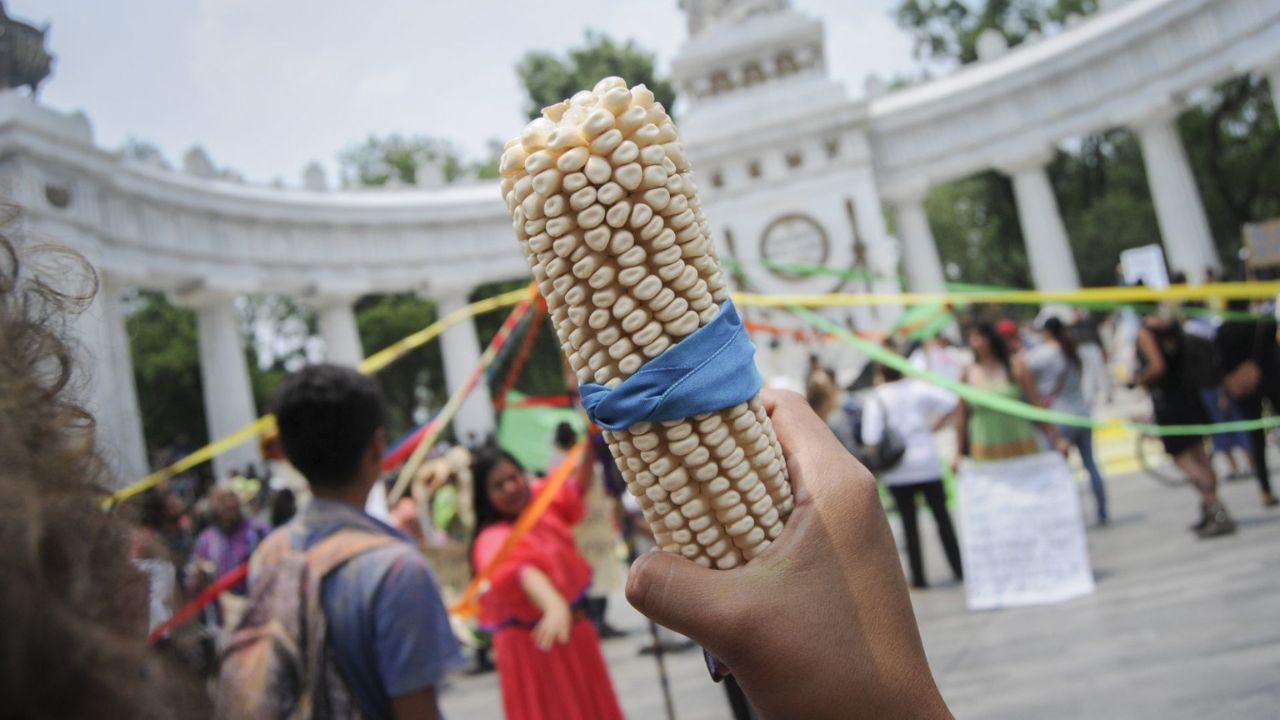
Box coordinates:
[1215,297,1280,508]
[189,487,271,622]
[956,323,1063,464]
[861,361,963,589]
[1025,316,1110,525]
[1071,309,1113,405]
[1134,312,1236,537]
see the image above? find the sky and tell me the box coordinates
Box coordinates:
[13,0,920,186]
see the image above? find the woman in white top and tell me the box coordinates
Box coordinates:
[861,363,963,589]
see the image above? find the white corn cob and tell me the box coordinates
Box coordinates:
[499,77,793,569]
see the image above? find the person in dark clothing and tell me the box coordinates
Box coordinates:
[1135,314,1236,536]
[1215,299,1280,508]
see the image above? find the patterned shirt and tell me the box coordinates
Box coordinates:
[193,517,270,595]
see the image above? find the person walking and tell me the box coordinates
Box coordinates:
[470,444,624,720]
[1216,298,1280,508]
[860,363,963,589]
[1025,316,1110,525]
[1134,314,1237,536]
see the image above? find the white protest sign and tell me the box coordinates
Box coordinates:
[1120,244,1169,289]
[957,452,1095,610]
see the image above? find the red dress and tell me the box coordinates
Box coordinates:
[473,476,625,720]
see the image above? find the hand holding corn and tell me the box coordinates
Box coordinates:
[499,77,793,569]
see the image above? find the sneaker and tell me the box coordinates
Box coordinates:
[1197,502,1237,539]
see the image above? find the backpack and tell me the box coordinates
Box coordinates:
[861,393,907,474]
[214,526,396,720]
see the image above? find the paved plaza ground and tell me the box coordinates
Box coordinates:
[440,462,1280,719]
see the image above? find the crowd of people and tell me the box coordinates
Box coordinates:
[802,295,1280,582]
[6,213,1280,720]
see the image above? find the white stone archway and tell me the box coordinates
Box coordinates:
[2,0,1278,482]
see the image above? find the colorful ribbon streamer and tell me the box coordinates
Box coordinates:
[146,562,249,644]
[387,286,539,504]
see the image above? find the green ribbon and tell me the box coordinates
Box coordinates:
[792,307,1280,438]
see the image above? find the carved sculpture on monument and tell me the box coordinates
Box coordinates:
[0,3,54,96]
[680,0,791,37]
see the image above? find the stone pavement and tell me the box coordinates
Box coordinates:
[440,464,1280,719]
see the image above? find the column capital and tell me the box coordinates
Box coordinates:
[1122,98,1185,131]
[297,276,372,309]
[168,278,258,309]
[430,285,476,308]
[298,289,365,311]
[881,180,933,206]
[993,147,1056,176]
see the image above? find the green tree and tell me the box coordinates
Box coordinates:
[355,293,447,440]
[516,31,677,120]
[238,295,318,411]
[896,0,1096,65]
[1180,74,1280,269]
[896,0,1280,285]
[925,172,1029,287]
[338,134,500,187]
[125,289,207,456]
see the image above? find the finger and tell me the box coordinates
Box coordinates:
[761,388,858,497]
[625,549,748,650]
[558,622,571,645]
[761,389,838,456]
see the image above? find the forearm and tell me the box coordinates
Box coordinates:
[519,566,567,615]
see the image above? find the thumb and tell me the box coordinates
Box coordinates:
[626,549,747,645]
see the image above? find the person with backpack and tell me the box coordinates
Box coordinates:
[216,364,463,719]
[1025,316,1110,525]
[1134,313,1237,537]
[860,362,963,589]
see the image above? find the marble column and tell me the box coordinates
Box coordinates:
[1001,152,1081,291]
[185,290,260,480]
[1134,105,1219,283]
[75,273,149,485]
[316,296,364,366]
[891,191,947,292]
[436,288,495,445]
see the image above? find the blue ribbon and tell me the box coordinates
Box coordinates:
[579,299,762,431]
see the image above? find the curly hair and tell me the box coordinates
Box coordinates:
[0,223,202,717]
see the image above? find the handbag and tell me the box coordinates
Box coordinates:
[864,393,907,474]
[1223,322,1266,398]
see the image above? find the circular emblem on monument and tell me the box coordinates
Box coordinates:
[759,214,829,281]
